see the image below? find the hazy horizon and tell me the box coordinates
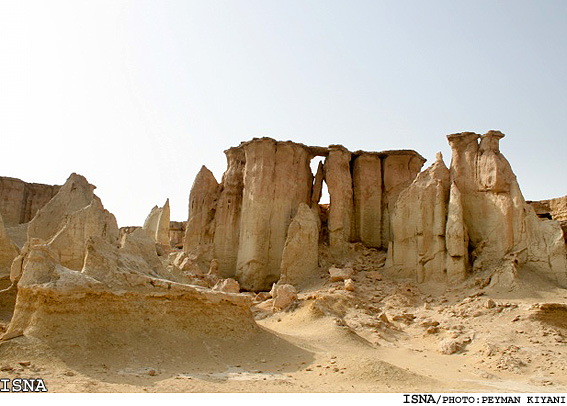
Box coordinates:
[2,1,566,226]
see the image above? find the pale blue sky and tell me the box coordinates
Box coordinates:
[1,1,566,226]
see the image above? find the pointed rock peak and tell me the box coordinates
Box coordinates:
[65,173,96,192]
[436,152,444,162]
[193,166,219,189]
[163,198,170,209]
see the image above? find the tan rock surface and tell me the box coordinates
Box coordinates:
[388,153,450,283]
[352,153,382,248]
[0,213,18,279]
[279,203,320,288]
[27,173,95,242]
[213,147,245,278]
[0,177,60,227]
[184,166,220,269]
[325,145,353,256]
[236,139,312,291]
[142,199,171,249]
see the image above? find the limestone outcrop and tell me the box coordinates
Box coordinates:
[387,131,567,287]
[279,203,320,287]
[0,177,60,227]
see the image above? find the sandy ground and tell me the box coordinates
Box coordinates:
[1,251,567,393]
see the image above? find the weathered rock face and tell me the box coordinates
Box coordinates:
[142,199,170,248]
[213,147,245,277]
[381,152,427,249]
[2,179,258,350]
[9,175,120,284]
[169,221,186,249]
[279,203,320,287]
[0,213,18,279]
[47,197,119,270]
[236,139,312,291]
[387,131,567,287]
[186,137,425,291]
[528,195,567,243]
[184,166,220,269]
[352,153,382,248]
[325,146,353,256]
[0,177,60,227]
[27,173,95,242]
[387,153,450,283]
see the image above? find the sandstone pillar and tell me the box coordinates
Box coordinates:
[325,145,353,256]
[352,153,382,248]
[213,147,245,278]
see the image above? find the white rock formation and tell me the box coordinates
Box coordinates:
[142,199,171,248]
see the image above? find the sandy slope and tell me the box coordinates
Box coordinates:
[1,257,566,393]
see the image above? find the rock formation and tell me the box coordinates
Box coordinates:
[212,147,245,277]
[352,153,382,248]
[387,153,450,283]
[279,203,320,287]
[2,173,258,349]
[0,177,60,227]
[325,146,353,256]
[27,173,95,242]
[381,151,427,248]
[169,221,186,249]
[0,213,18,281]
[185,137,425,291]
[387,131,567,287]
[235,139,312,291]
[142,199,171,248]
[528,195,567,243]
[184,166,220,269]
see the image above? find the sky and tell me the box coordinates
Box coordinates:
[1,1,566,227]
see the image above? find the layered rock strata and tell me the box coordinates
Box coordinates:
[2,173,258,348]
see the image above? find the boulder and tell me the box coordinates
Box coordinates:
[329,266,353,282]
[271,284,298,311]
[212,278,240,294]
[279,203,319,287]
